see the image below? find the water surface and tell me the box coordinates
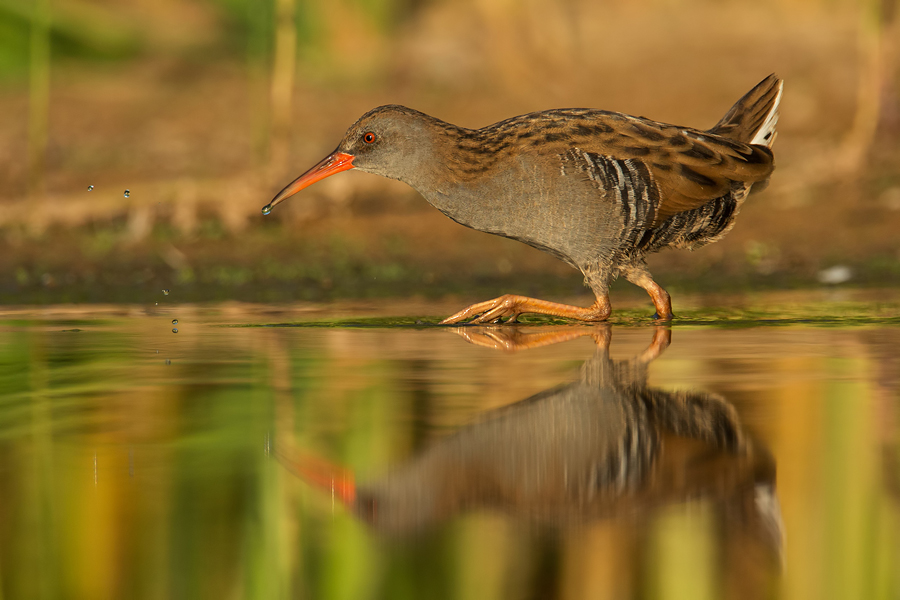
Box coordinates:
[0,300,897,599]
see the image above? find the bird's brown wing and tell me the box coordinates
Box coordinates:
[590,117,774,226]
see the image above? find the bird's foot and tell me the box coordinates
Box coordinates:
[440,295,522,324]
[440,294,611,325]
[652,311,675,321]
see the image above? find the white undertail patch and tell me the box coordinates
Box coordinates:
[751,81,783,148]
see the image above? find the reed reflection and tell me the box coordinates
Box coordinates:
[282,326,783,561]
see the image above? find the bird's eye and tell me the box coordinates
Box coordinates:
[363,132,376,144]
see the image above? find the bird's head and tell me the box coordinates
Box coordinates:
[263,105,439,214]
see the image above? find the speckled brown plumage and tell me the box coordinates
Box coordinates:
[266,74,783,323]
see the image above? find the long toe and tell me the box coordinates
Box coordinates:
[440,295,513,325]
[439,300,494,325]
[471,300,518,324]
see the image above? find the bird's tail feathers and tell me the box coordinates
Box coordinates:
[708,74,783,149]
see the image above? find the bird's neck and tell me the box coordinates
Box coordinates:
[403,127,520,232]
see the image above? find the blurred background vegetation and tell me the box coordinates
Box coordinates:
[0,0,899,304]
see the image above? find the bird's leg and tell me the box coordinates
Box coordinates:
[589,322,613,350]
[636,326,672,364]
[620,265,673,320]
[440,294,611,325]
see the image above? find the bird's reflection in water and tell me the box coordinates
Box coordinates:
[282,326,783,569]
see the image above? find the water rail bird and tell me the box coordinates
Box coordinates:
[265,75,783,323]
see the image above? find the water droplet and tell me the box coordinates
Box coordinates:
[261,204,272,216]
[87,185,94,191]
[124,189,130,198]
[162,289,169,295]
[155,302,158,306]
[165,358,171,365]
[172,319,178,325]
[172,328,178,333]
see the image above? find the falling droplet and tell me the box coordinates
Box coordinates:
[172,328,178,333]
[155,302,158,306]
[162,289,169,295]
[124,189,130,198]
[261,204,272,216]
[87,185,94,191]
[172,319,178,325]
[94,452,98,485]
[165,358,171,365]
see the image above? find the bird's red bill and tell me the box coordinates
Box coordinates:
[265,151,355,212]
[275,448,357,506]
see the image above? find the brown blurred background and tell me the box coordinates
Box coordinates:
[1,0,898,305]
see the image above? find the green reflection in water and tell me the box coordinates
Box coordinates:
[0,306,897,599]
